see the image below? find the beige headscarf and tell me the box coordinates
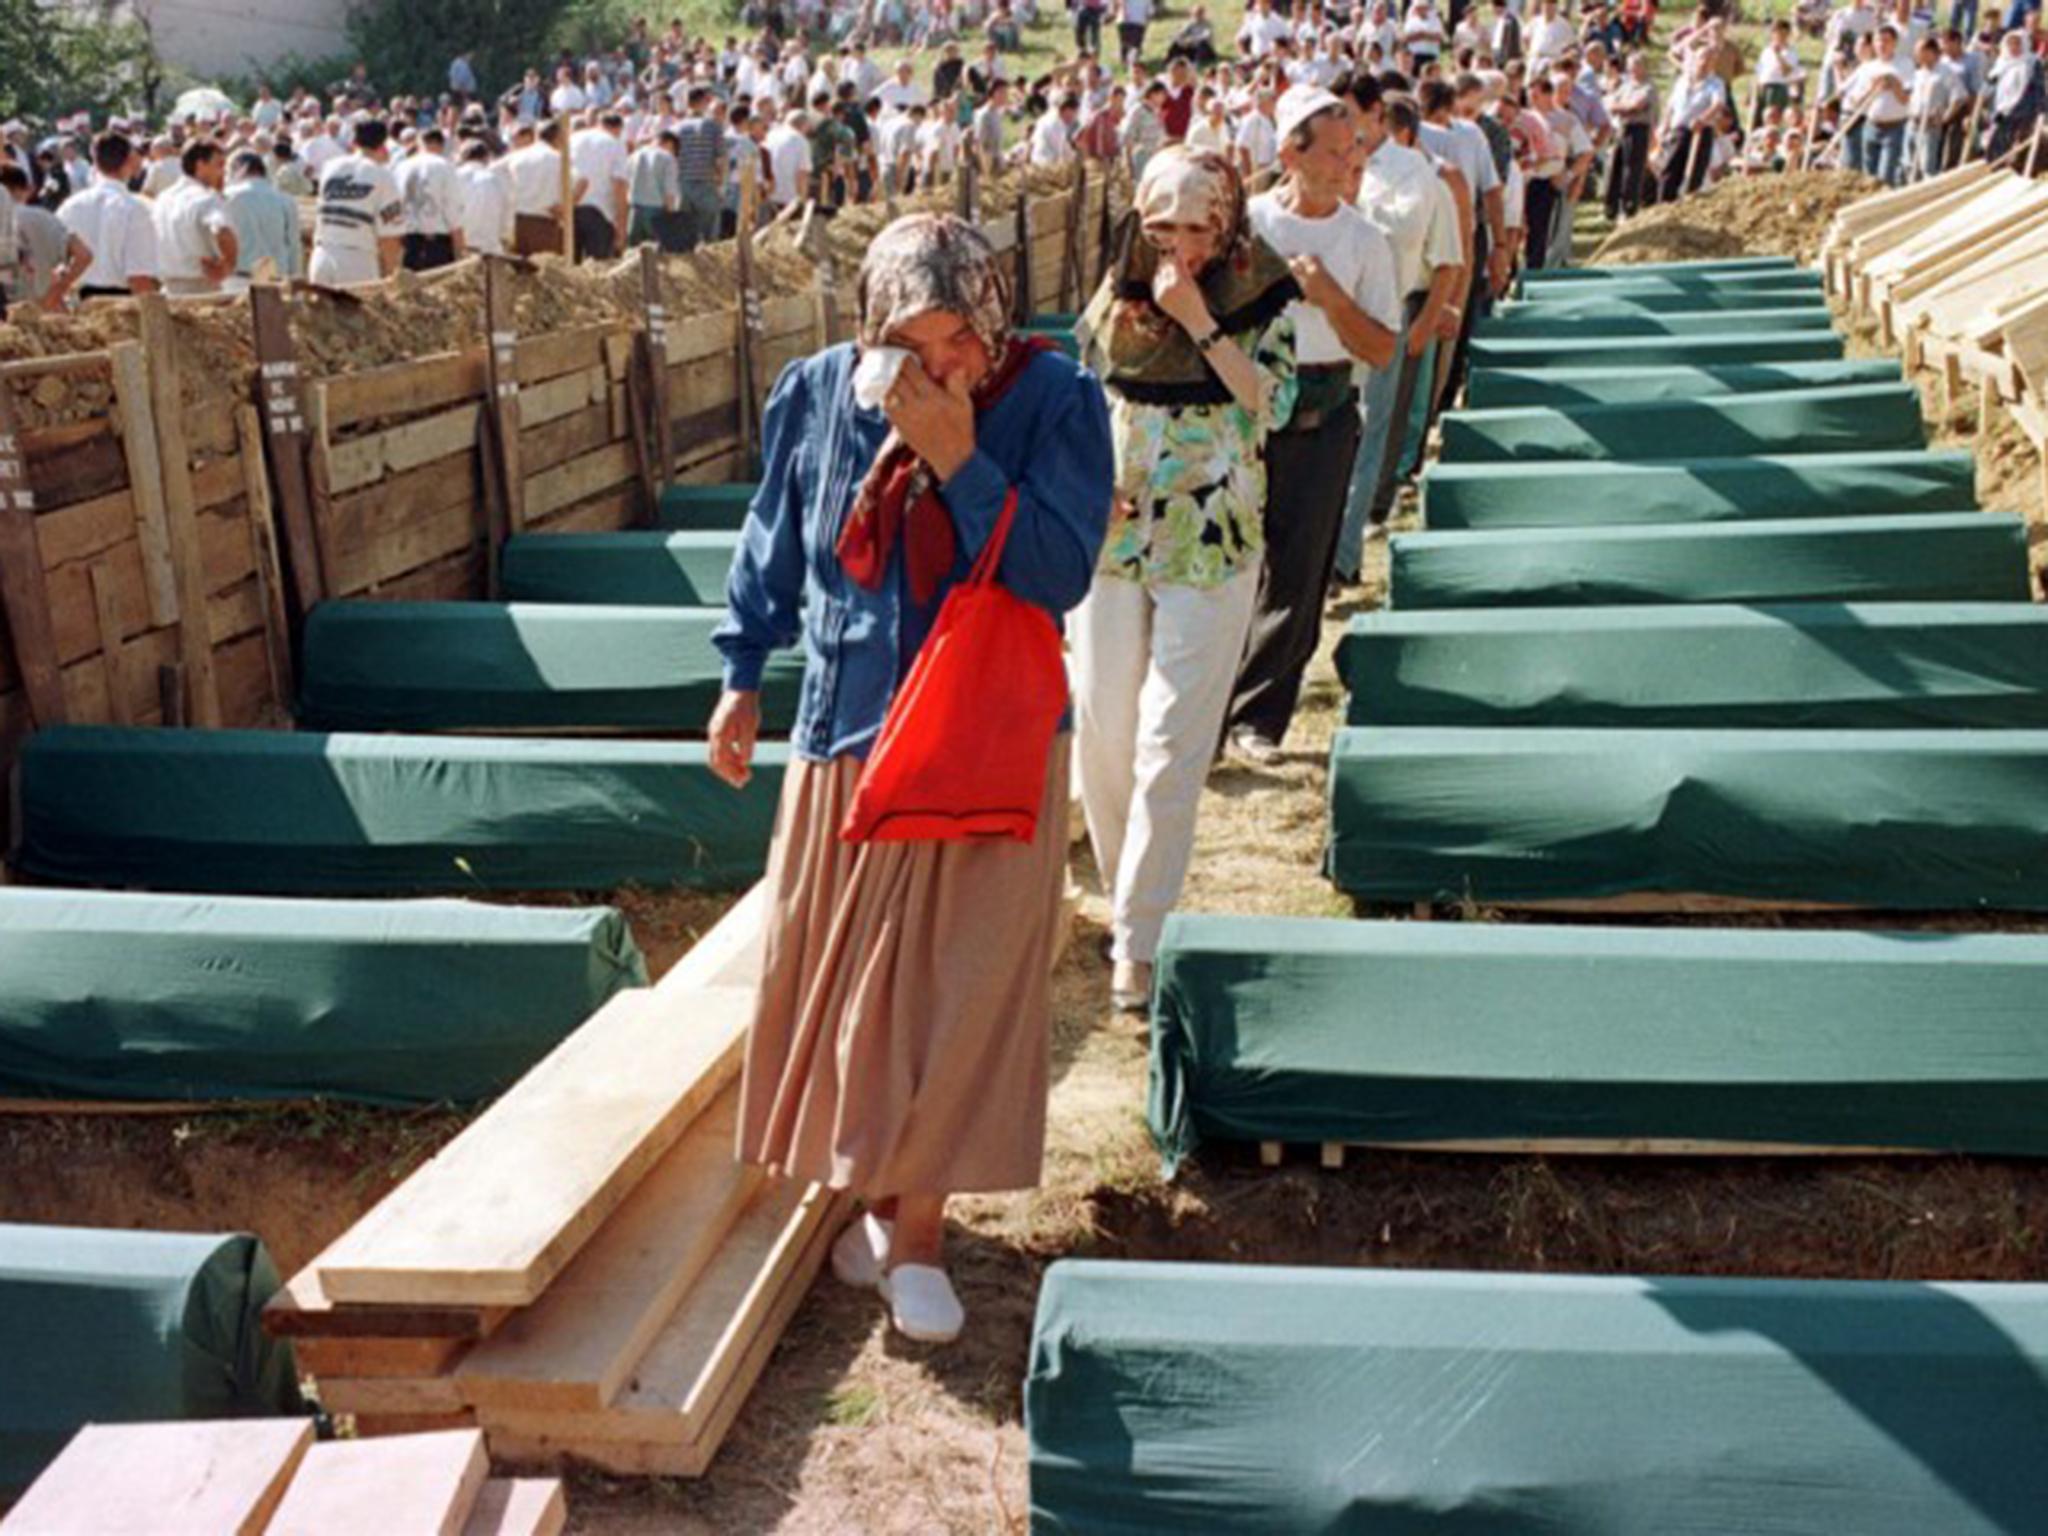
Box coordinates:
[855,213,1013,358]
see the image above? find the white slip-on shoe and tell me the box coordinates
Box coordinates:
[830,1212,893,1291]
[1111,959,1154,1015]
[879,1262,966,1344]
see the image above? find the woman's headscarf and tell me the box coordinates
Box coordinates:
[840,213,1054,604]
[1994,31,2040,116]
[1076,146,1297,407]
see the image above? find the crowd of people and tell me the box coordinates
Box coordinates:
[0,0,2038,315]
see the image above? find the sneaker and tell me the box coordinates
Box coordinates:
[1111,958,1153,1014]
[830,1212,893,1290]
[1228,726,1284,767]
[879,1262,966,1344]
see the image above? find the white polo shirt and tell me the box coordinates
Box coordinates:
[1247,191,1400,369]
[395,151,464,237]
[151,175,235,287]
[1360,137,1464,298]
[763,123,811,207]
[506,142,566,217]
[59,180,159,291]
[570,128,630,224]
[457,162,512,254]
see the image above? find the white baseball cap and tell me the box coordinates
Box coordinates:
[1274,85,1345,145]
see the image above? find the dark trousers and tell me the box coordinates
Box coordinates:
[1228,398,1361,746]
[1075,5,1103,53]
[572,205,616,262]
[1606,121,1652,219]
[1442,221,1489,410]
[1117,20,1147,63]
[402,232,456,271]
[1659,126,1713,201]
[1524,177,1560,270]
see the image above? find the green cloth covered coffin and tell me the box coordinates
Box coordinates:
[0,889,646,1106]
[500,530,739,606]
[1476,304,1836,337]
[1147,914,2048,1167]
[1422,451,1976,530]
[1520,272,1826,301]
[1389,512,2031,609]
[1469,330,1844,368]
[0,1225,305,1495]
[1497,287,1830,313]
[1028,1260,2048,1535]
[1325,726,2048,907]
[1521,254,1802,282]
[653,481,758,531]
[1337,604,2048,729]
[1465,359,1902,409]
[10,726,787,895]
[297,602,801,734]
[1439,383,1923,463]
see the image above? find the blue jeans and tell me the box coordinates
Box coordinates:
[1953,0,1978,33]
[1853,119,1908,187]
[1338,327,1408,580]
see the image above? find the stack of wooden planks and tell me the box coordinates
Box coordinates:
[0,1422,564,1535]
[261,883,848,1476]
[1823,164,2048,513]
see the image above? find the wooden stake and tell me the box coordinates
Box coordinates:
[135,295,223,728]
[638,245,673,496]
[247,286,326,635]
[1060,159,1085,313]
[479,258,525,593]
[236,405,295,711]
[158,663,187,727]
[1013,186,1033,321]
[0,381,67,727]
[106,342,179,628]
[559,125,577,261]
[86,561,133,725]
[1258,1142,1284,1168]
[735,154,763,477]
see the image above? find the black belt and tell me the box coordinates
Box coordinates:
[1280,362,1358,435]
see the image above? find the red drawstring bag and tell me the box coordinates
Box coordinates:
[840,490,1068,844]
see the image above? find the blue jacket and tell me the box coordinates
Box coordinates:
[716,342,1114,762]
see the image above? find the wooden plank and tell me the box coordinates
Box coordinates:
[34,487,137,571]
[350,1412,481,1437]
[734,155,761,475]
[455,1087,762,1412]
[0,1419,314,1536]
[664,307,737,368]
[0,384,67,727]
[327,404,483,496]
[248,286,326,622]
[324,350,485,432]
[236,406,295,704]
[524,441,635,524]
[135,294,222,727]
[263,1263,510,1341]
[86,560,134,725]
[640,245,673,494]
[321,453,480,595]
[517,366,604,431]
[24,423,126,508]
[296,1334,472,1378]
[481,261,524,590]
[481,1187,839,1475]
[521,402,614,477]
[267,1429,488,1536]
[316,986,752,1306]
[319,1374,470,1417]
[313,887,766,1308]
[515,326,614,388]
[460,1480,566,1536]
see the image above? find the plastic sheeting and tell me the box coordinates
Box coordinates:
[1325,726,2048,907]
[1389,513,2031,609]
[1477,304,1836,336]
[653,481,757,531]
[501,530,739,606]
[1465,359,1903,409]
[1147,914,2048,1168]
[297,601,803,733]
[0,889,647,1105]
[11,726,787,895]
[1469,330,1843,368]
[1440,383,1923,463]
[1337,604,2048,729]
[1422,451,1977,530]
[0,1225,305,1494]
[1027,1260,2048,1536]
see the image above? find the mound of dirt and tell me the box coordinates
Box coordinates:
[1592,169,1879,266]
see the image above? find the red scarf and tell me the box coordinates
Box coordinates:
[837,335,1058,605]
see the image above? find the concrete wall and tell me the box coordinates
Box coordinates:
[125,0,354,76]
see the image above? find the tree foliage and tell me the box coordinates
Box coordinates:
[0,0,159,123]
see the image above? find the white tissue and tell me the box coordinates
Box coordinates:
[854,346,913,411]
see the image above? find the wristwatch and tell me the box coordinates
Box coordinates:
[1194,327,1224,352]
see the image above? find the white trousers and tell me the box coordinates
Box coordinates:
[1068,564,1261,966]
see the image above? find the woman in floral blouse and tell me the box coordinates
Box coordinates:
[1072,145,1298,1011]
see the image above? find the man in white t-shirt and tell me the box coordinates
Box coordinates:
[570,112,631,259]
[762,110,812,214]
[505,120,582,257]
[1237,0,1294,58]
[455,140,512,256]
[394,127,465,269]
[1028,94,1080,166]
[877,60,927,114]
[1230,87,1398,765]
[1343,77,1464,576]
[1235,88,1280,178]
[1524,0,1577,69]
[308,117,401,285]
[1845,24,1914,185]
[60,132,161,297]
[1906,34,1964,182]
[152,141,240,295]
[299,118,346,176]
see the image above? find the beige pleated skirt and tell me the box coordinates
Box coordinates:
[736,738,1070,1198]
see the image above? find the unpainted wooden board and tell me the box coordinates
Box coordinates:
[324,351,487,432]
[1869,182,2047,283]
[326,403,484,496]
[665,308,737,367]
[455,1087,762,1412]
[34,487,138,571]
[267,1429,488,1536]
[350,1412,482,1437]
[1891,204,2048,308]
[516,326,614,387]
[263,1262,510,1341]
[319,1373,470,1416]
[460,1479,566,1536]
[527,486,637,537]
[518,365,606,430]
[521,402,615,478]
[135,295,222,726]
[484,1195,838,1478]
[296,1333,472,1378]
[0,1418,313,1536]
[524,441,635,523]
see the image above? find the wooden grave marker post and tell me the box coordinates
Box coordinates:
[1013,184,1034,321]
[135,293,223,728]
[0,381,67,726]
[248,285,326,653]
[638,244,675,499]
[1060,158,1087,313]
[736,154,764,477]
[479,258,525,596]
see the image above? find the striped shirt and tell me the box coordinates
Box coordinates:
[674,116,724,185]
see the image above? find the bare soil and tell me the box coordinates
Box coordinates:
[1591,169,1879,267]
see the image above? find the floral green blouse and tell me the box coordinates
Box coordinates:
[1096,311,1300,590]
